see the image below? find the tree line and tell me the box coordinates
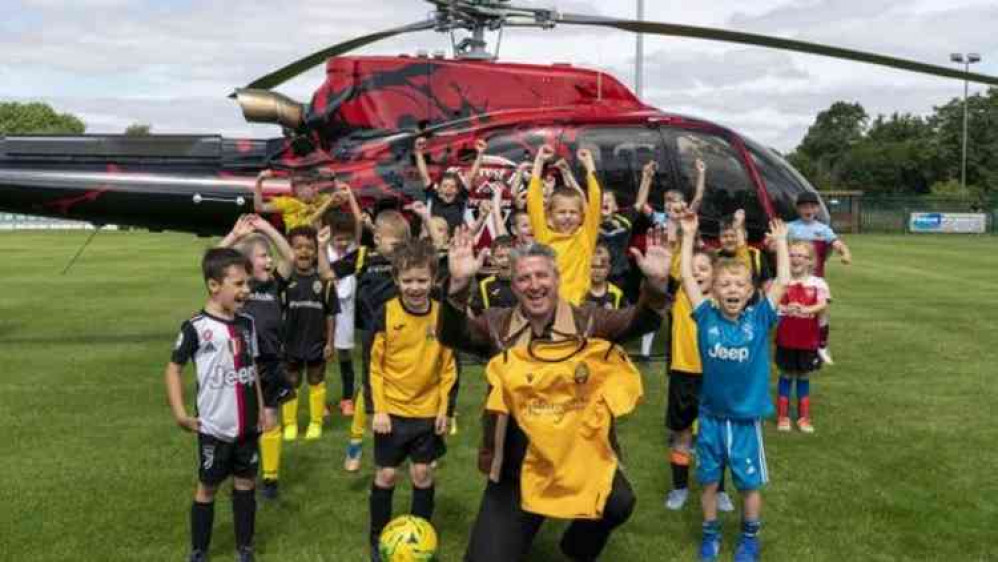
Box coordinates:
[786,88,998,199]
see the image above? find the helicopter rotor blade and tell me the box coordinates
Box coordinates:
[242,18,437,91]
[556,13,998,87]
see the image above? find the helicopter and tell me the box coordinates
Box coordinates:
[2,0,996,239]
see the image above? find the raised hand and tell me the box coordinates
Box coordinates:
[317,225,331,246]
[415,137,427,152]
[695,158,706,175]
[733,209,746,227]
[679,210,699,236]
[642,160,657,178]
[448,226,486,289]
[630,226,672,288]
[768,218,788,241]
[475,138,488,153]
[536,144,555,162]
[256,169,275,182]
[577,148,596,172]
[406,200,430,217]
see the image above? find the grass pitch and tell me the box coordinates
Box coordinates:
[0,232,995,562]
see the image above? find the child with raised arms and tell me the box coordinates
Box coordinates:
[679,212,790,562]
[367,238,458,562]
[253,168,345,231]
[415,137,487,234]
[218,214,296,500]
[526,144,601,305]
[165,248,271,562]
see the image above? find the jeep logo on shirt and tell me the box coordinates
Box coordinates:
[707,343,749,363]
[205,365,257,389]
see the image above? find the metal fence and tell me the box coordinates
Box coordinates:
[0,213,119,231]
[856,196,996,234]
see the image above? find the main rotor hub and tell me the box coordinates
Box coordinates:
[427,0,557,59]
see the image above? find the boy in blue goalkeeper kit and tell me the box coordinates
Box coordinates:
[678,211,790,562]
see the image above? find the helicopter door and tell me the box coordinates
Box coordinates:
[658,127,766,241]
[562,125,671,208]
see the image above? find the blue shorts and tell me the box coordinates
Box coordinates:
[696,414,768,491]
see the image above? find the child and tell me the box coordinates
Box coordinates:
[775,241,829,433]
[586,243,626,309]
[253,168,343,231]
[165,247,270,562]
[663,241,733,515]
[717,209,771,291]
[218,215,295,500]
[367,238,458,561]
[415,137,487,234]
[679,212,790,562]
[333,210,412,472]
[280,226,340,442]
[468,235,517,316]
[787,191,851,364]
[509,209,534,247]
[325,202,363,417]
[599,161,652,291]
[527,144,601,305]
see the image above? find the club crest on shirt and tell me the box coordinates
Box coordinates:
[526,373,534,384]
[574,363,591,386]
[312,280,323,294]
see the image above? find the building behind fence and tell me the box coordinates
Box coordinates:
[823,192,996,234]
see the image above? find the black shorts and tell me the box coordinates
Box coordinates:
[285,357,326,375]
[374,416,445,468]
[775,347,821,374]
[197,433,259,486]
[666,371,702,432]
[258,359,295,408]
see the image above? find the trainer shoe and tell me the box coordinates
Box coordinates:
[699,532,721,561]
[776,417,792,432]
[734,535,760,562]
[344,441,363,472]
[261,479,279,501]
[664,488,689,510]
[283,424,298,442]
[189,550,207,562]
[340,399,355,417]
[305,422,322,441]
[818,347,834,366]
[797,418,815,434]
[717,491,735,513]
[236,546,255,562]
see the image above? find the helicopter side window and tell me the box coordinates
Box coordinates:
[570,126,668,207]
[661,129,762,238]
[745,141,828,224]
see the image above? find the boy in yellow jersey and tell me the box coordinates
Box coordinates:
[334,210,412,472]
[526,144,601,305]
[367,238,457,562]
[716,209,772,293]
[253,168,347,231]
[663,246,733,513]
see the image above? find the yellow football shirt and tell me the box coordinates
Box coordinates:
[370,298,457,418]
[484,338,642,519]
[526,173,601,306]
[270,193,331,230]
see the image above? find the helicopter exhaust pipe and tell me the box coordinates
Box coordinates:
[232,88,305,130]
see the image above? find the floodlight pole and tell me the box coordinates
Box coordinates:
[635,0,644,98]
[950,52,982,191]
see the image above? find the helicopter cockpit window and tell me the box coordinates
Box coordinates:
[661,129,762,239]
[744,140,828,223]
[571,127,667,207]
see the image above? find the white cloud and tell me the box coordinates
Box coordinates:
[2,0,995,151]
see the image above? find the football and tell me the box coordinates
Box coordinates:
[378,515,438,562]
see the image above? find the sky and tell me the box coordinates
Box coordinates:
[2,0,996,152]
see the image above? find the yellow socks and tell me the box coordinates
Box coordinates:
[282,397,299,441]
[260,426,282,481]
[350,391,367,442]
[305,382,326,440]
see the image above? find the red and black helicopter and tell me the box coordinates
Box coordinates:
[2,0,997,239]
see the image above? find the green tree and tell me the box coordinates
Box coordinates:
[930,87,998,194]
[124,123,151,136]
[0,102,85,135]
